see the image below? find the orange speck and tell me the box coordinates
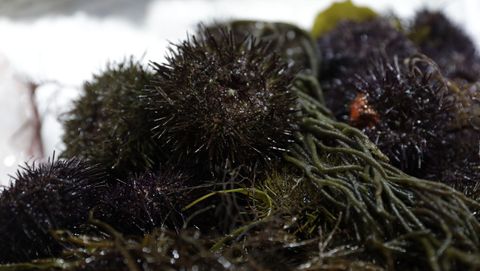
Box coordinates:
[350,93,380,127]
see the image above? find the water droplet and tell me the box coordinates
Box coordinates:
[217,256,231,268]
[172,249,179,259]
[4,155,16,167]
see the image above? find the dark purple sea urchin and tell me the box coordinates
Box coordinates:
[411,10,480,82]
[145,28,297,173]
[350,55,453,175]
[424,128,480,200]
[204,20,319,75]
[317,18,418,121]
[97,170,192,235]
[316,17,462,177]
[0,158,106,263]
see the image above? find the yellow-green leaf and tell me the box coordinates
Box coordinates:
[312,0,377,38]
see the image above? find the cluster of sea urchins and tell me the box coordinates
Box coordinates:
[0,27,298,264]
[317,12,480,183]
[1,4,480,270]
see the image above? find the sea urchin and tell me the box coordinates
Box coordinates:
[350,55,453,175]
[145,28,297,174]
[97,170,191,235]
[62,60,160,177]
[0,157,106,263]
